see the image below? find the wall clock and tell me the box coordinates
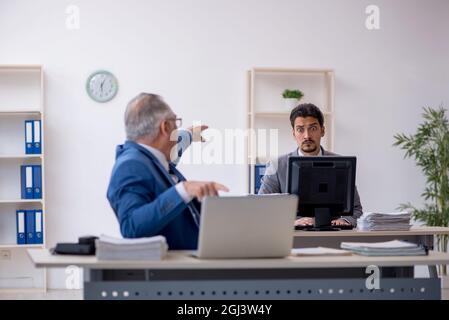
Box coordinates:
[86,70,118,102]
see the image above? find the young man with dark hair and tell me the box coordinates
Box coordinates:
[258,103,363,227]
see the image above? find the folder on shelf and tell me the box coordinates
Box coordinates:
[254,164,266,194]
[32,165,42,199]
[25,120,34,154]
[34,210,43,244]
[33,120,41,154]
[21,165,34,199]
[25,210,35,244]
[16,210,26,245]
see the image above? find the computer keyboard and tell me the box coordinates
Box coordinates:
[295,224,354,231]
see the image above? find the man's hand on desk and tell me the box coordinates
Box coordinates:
[331,218,351,226]
[183,181,229,200]
[295,217,315,226]
[294,217,352,227]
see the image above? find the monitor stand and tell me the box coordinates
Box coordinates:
[305,208,340,231]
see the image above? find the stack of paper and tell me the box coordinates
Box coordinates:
[291,247,352,256]
[357,211,411,231]
[340,240,427,256]
[96,234,168,260]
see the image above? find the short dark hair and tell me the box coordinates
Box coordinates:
[290,103,324,128]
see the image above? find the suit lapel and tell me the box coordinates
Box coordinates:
[127,141,175,187]
[290,149,299,157]
[126,141,200,227]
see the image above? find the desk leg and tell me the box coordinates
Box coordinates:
[429,266,439,278]
[418,235,440,278]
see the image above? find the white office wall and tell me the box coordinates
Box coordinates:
[0,0,448,288]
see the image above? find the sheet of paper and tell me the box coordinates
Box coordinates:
[341,240,418,249]
[291,247,352,256]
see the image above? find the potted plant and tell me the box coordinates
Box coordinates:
[393,106,449,283]
[282,89,304,110]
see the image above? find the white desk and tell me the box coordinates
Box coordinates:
[28,249,449,300]
[294,227,449,249]
[294,226,449,239]
[294,226,449,278]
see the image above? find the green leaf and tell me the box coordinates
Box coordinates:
[282,89,304,99]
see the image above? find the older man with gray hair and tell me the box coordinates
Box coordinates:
[107,93,228,249]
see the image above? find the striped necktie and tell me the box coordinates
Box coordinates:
[168,164,200,227]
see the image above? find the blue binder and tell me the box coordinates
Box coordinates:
[32,165,42,199]
[25,210,35,244]
[33,120,41,154]
[16,210,26,245]
[254,164,266,194]
[24,120,34,154]
[34,210,43,244]
[21,165,34,199]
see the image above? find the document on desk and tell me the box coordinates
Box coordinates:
[357,211,411,231]
[340,240,427,256]
[96,234,168,260]
[291,247,352,256]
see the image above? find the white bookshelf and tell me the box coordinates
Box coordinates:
[0,65,46,292]
[0,200,44,204]
[246,67,335,193]
[0,244,44,249]
[0,155,42,159]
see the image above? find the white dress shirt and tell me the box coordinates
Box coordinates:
[138,143,193,204]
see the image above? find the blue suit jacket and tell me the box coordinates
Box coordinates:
[107,140,200,249]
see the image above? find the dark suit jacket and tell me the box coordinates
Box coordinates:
[258,147,363,226]
[106,141,200,249]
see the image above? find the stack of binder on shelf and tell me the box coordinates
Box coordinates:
[357,211,411,231]
[254,164,266,194]
[16,210,43,245]
[21,165,42,199]
[25,120,42,154]
[340,240,427,256]
[96,234,168,260]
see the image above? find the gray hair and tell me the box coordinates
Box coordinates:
[124,93,174,141]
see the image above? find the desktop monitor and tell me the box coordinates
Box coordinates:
[287,156,356,231]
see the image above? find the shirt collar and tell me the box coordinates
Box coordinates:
[138,143,169,171]
[298,146,323,157]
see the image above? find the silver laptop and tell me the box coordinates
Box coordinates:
[194,194,298,259]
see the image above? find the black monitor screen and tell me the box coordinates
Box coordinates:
[287,156,356,219]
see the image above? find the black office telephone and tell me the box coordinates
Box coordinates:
[51,236,98,255]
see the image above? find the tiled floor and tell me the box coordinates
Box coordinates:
[443,289,449,300]
[0,289,82,300]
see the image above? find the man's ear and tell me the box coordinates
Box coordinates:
[160,120,170,137]
[321,126,325,137]
[292,128,296,139]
